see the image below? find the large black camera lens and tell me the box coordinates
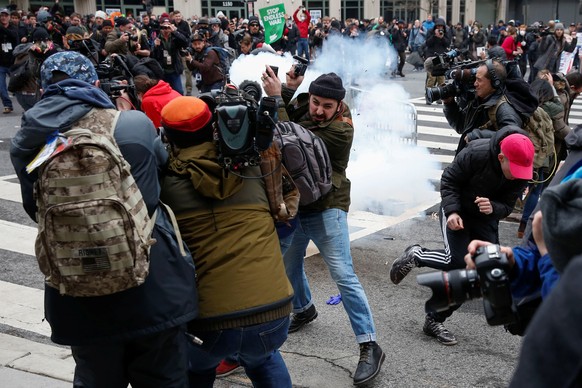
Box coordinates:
[425,83,458,104]
[417,269,480,313]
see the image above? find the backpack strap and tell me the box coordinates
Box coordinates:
[160,201,187,257]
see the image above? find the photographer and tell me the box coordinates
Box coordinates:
[424,18,450,104]
[184,33,224,93]
[534,22,577,74]
[104,17,133,55]
[390,127,534,345]
[152,17,189,95]
[442,60,523,153]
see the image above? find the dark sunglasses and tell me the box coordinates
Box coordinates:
[249,23,259,27]
[161,26,171,30]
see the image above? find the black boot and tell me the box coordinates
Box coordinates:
[288,305,318,333]
[353,341,385,385]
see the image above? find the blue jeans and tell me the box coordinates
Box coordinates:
[297,38,309,60]
[0,66,13,109]
[163,72,184,96]
[187,317,291,388]
[283,209,377,343]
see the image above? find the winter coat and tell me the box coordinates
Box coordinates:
[160,143,293,331]
[152,30,189,75]
[141,80,182,128]
[9,79,198,346]
[280,85,354,213]
[501,35,520,60]
[443,88,523,153]
[0,22,18,67]
[187,47,224,86]
[424,29,450,57]
[440,126,530,222]
[535,33,577,72]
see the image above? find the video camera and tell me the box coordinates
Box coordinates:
[199,81,279,171]
[95,54,139,108]
[417,244,517,326]
[425,59,483,104]
[430,48,470,77]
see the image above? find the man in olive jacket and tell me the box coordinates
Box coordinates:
[159,96,294,387]
[262,68,385,386]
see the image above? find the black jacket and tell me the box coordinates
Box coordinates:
[152,30,189,75]
[440,127,529,222]
[10,80,198,346]
[0,23,18,67]
[443,88,523,153]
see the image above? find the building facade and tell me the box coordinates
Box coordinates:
[8,0,582,27]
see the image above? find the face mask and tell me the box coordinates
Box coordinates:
[519,30,525,36]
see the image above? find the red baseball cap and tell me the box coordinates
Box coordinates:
[500,134,534,179]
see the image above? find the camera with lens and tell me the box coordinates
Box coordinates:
[417,244,517,326]
[199,82,279,171]
[425,59,481,104]
[292,55,309,76]
[95,54,139,107]
[180,47,194,57]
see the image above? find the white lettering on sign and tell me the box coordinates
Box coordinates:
[222,1,233,6]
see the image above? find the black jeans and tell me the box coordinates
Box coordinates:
[72,325,189,388]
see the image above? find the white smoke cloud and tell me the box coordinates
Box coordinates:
[229,35,439,216]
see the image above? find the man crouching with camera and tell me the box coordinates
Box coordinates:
[389,126,534,345]
[441,59,522,154]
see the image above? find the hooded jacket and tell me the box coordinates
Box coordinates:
[440,126,530,222]
[10,79,198,345]
[141,80,182,128]
[161,142,293,331]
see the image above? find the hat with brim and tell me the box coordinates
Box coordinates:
[500,133,534,179]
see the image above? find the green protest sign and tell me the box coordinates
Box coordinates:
[259,4,286,44]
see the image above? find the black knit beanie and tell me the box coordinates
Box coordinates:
[308,73,346,101]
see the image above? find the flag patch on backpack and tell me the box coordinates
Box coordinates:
[33,109,157,297]
[273,121,333,206]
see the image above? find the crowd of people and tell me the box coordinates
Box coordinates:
[2,2,582,387]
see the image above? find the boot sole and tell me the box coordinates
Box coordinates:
[353,351,386,386]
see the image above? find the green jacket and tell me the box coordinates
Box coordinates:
[161,142,293,330]
[280,85,354,212]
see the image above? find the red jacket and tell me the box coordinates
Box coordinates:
[142,80,182,128]
[501,36,521,60]
[293,8,311,38]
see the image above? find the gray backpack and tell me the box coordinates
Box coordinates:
[273,121,333,206]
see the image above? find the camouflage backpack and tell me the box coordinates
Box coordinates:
[487,95,555,169]
[34,109,158,297]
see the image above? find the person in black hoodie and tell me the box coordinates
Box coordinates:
[390,127,535,345]
[424,18,450,104]
[9,51,198,387]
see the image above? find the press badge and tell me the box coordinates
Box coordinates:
[2,42,13,52]
[195,73,202,82]
[164,50,172,65]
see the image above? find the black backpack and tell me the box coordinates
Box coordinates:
[273,121,333,206]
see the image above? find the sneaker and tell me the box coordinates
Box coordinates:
[423,315,457,345]
[390,244,421,284]
[288,304,318,333]
[3,107,13,114]
[353,341,385,385]
[216,359,243,377]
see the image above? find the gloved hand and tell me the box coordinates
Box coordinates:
[326,294,342,305]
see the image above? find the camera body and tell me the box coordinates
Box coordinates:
[95,55,139,108]
[293,55,309,76]
[199,83,278,171]
[417,244,517,326]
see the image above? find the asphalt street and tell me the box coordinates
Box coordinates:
[0,62,528,387]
